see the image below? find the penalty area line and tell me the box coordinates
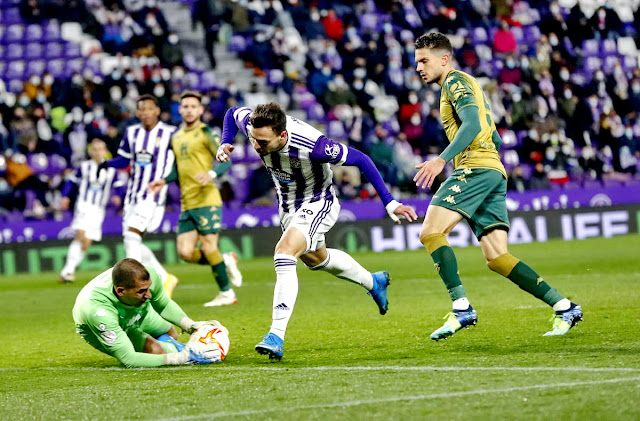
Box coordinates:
[154,376,640,421]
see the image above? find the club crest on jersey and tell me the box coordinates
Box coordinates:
[325,144,341,159]
[270,168,293,183]
[135,150,153,167]
[289,157,301,168]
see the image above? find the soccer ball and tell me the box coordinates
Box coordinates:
[188,321,230,361]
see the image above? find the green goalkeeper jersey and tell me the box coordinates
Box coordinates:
[439,69,506,178]
[72,266,187,367]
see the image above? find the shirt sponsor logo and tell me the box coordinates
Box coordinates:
[270,168,293,183]
[325,144,341,159]
[95,309,106,317]
[101,330,117,344]
[290,157,301,168]
[135,151,153,167]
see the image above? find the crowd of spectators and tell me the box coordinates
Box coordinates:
[1,0,640,219]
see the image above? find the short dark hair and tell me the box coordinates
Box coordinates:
[137,94,160,109]
[250,102,287,135]
[415,32,453,55]
[112,258,149,289]
[180,90,202,103]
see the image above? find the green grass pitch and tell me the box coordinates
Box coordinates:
[1,235,639,420]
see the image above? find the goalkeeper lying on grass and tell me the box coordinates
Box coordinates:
[73,258,223,367]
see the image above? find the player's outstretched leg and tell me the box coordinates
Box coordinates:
[256,254,298,360]
[60,240,85,283]
[308,248,389,314]
[487,253,583,336]
[202,250,237,307]
[422,233,477,340]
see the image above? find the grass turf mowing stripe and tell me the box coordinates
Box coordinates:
[153,376,640,421]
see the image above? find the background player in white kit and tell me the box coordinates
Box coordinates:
[98,95,179,294]
[218,102,417,359]
[59,139,118,283]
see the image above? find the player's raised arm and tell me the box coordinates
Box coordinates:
[217,106,253,162]
[310,136,417,223]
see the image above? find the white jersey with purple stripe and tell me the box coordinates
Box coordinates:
[70,160,117,208]
[232,107,349,213]
[117,121,176,207]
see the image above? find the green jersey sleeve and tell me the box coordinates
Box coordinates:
[445,73,477,113]
[147,266,188,326]
[84,303,166,367]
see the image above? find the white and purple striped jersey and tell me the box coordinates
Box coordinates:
[232,107,350,213]
[117,121,176,206]
[68,160,117,208]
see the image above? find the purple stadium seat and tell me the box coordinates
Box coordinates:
[64,42,81,59]
[6,43,22,59]
[3,24,23,44]
[0,44,5,59]
[228,34,248,54]
[25,24,43,42]
[184,72,199,89]
[44,21,61,42]
[5,60,24,80]
[360,13,379,31]
[306,102,326,123]
[326,120,346,140]
[584,56,603,73]
[471,27,488,44]
[622,55,637,72]
[46,59,65,77]
[64,58,84,76]
[519,163,533,179]
[49,154,68,174]
[45,42,64,59]
[563,181,581,190]
[25,59,45,76]
[29,153,49,174]
[582,39,599,56]
[199,71,217,90]
[511,26,524,43]
[266,68,283,87]
[523,25,540,44]
[603,55,620,73]
[24,42,44,60]
[601,39,617,56]
[500,130,517,149]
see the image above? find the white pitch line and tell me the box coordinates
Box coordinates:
[154,376,640,421]
[2,365,640,373]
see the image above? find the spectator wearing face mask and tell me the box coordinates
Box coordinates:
[588,6,624,40]
[499,55,522,87]
[160,33,184,68]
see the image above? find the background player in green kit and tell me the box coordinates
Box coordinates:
[149,91,242,306]
[412,33,583,340]
[72,258,222,367]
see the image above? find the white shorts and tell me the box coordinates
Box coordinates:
[122,199,165,234]
[280,198,340,254]
[71,202,106,242]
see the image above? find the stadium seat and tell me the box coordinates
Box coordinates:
[617,37,638,56]
[5,60,23,80]
[45,42,64,60]
[228,34,248,54]
[24,43,44,60]
[2,24,22,43]
[471,27,489,45]
[43,21,61,42]
[5,43,21,59]
[306,102,326,123]
[582,39,600,57]
[25,60,45,76]
[24,24,42,42]
[601,39,618,56]
[64,58,84,76]
[46,59,65,77]
[199,71,217,90]
[266,68,284,88]
[1,7,19,24]
[523,25,541,45]
[326,120,347,141]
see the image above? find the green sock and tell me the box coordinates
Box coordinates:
[431,245,466,301]
[211,262,231,292]
[508,261,564,306]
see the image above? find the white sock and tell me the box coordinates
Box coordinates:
[552,298,571,312]
[123,231,143,262]
[452,297,470,310]
[310,248,374,290]
[61,240,85,276]
[269,254,298,340]
[140,243,168,282]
